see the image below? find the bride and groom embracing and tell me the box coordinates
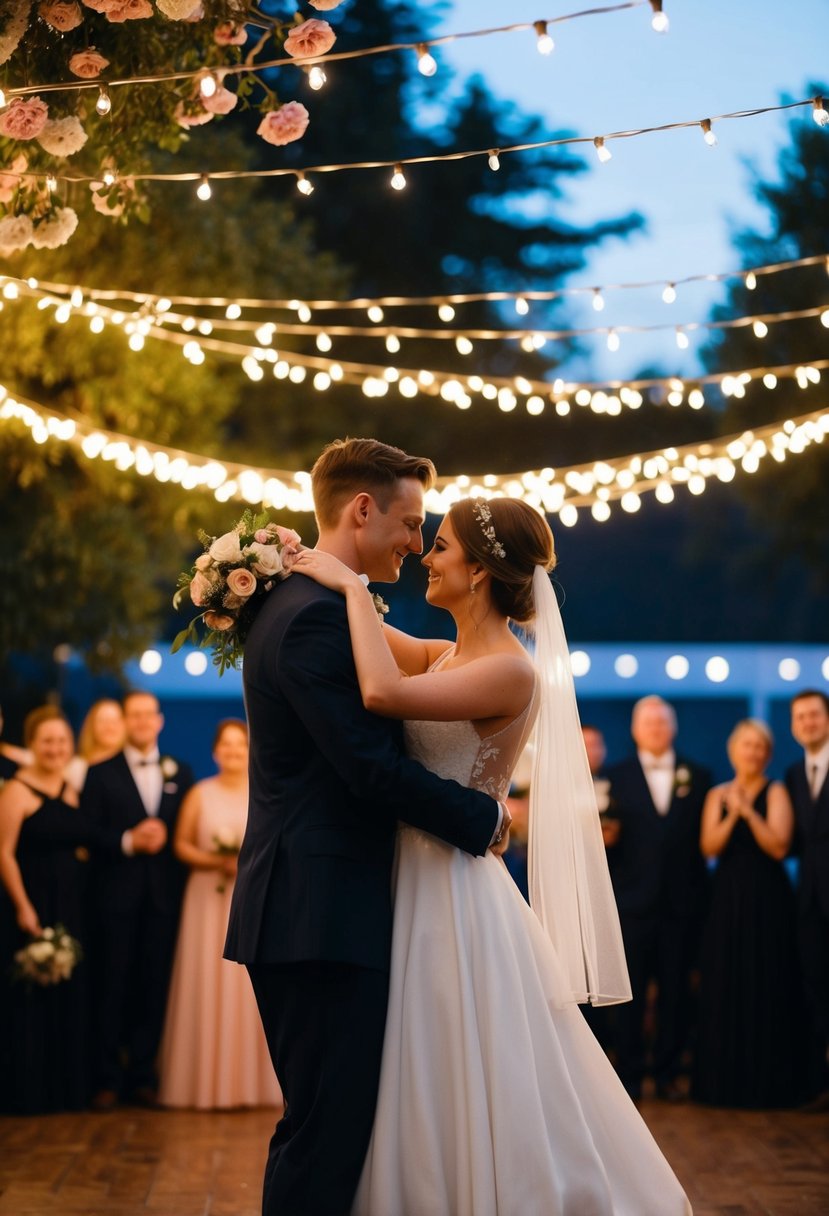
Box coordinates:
[224,438,691,1216]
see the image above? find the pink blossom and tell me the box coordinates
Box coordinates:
[0,153,28,205]
[257,102,310,147]
[283,18,336,59]
[90,176,135,217]
[201,86,237,116]
[31,206,78,250]
[214,20,247,45]
[226,568,257,598]
[39,1,84,31]
[0,97,49,142]
[308,0,344,9]
[68,50,110,79]
[189,571,213,606]
[173,100,214,128]
[204,611,235,632]
[273,525,302,551]
[194,553,213,571]
[102,0,154,20]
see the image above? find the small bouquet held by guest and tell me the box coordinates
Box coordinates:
[13,925,83,987]
[213,827,241,894]
[172,509,301,673]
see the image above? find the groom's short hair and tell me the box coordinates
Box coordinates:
[311,438,436,528]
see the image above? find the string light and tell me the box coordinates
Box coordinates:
[95,86,111,116]
[592,290,606,312]
[198,72,217,99]
[390,163,407,191]
[45,174,57,193]
[308,65,327,91]
[649,0,669,33]
[296,171,314,196]
[533,20,555,55]
[662,283,677,304]
[813,96,829,127]
[594,136,612,163]
[675,327,689,349]
[606,329,620,352]
[416,44,438,76]
[488,150,501,171]
[700,119,718,146]
[438,304,456,322]
[745,272,757,290]
[753,320,769,338]
[515,296,529,316]
[196,174,212,201]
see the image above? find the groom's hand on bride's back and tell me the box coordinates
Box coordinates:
[488,803,512,856]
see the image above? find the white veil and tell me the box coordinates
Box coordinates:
[528,565,632,1006]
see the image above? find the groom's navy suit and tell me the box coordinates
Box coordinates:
[225,573,498,1216]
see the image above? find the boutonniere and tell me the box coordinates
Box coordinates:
[160,757,178,780]
[674,765,692,797]
[371,592,390,621]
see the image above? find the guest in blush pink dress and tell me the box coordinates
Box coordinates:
[158,719,281,1109]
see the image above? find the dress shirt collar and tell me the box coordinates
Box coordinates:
[804,738,829,782]
[124,744,161,768]
[637,748,676,773]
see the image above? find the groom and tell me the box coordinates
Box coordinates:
[225,438,507,1216]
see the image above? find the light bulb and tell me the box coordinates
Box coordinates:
[649,1,669,32]
[196,174,211,201]
[367,306,384,322]
[675,328,689,349]
[416,44,437,76]
[308,65,327,91]
[594,136,612,163]
[745,272,757,290]
[488,150,501,171]
[533,21,554,55]
[95,87,112,116]
[753,320,768,338]
[46,174,57,193]
[701,119,717,147]
[813,96,829,127]
[606,330,620,352]
[438,304,455,322]
[102,168,116,186]
[296,171,314,196]
[662,283,677,304]
[592,290,605,312]
[390,164,407,191]
[515,296,529,316]
[199,72,217,99]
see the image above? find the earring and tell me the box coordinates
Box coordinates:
[470,582,477,594]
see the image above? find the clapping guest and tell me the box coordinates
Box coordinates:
[0,708,93,1112]
[65,699,126,794]
[693,719,806,1107]
[81,690,193,1110]
[159,719,281,1109]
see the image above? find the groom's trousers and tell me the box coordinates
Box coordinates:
[248,961,389,1216]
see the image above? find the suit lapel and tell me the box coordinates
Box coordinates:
[114,752,152,822]
[632,759,661,818]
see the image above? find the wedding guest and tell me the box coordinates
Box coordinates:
[605,695,710,1101]
[0,703,30,785]
[81,690,193,1110]
[0,707,92,1113]
[693,719,806,1107]
[583,724,619,848]
[65,698,126,794]
[159,719,281,1109]
[785,689,829,1108]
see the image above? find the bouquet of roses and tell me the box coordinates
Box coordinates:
[172,509,301,675]
[13,925,83,987]
[213,827,241,894]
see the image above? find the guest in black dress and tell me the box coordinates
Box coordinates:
[0,707,94,1113]
[693,718,806,1108]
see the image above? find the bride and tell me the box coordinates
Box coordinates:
[291,496,692,1216]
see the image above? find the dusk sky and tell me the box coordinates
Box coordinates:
[431,0,829,380]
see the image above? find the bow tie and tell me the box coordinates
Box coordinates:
[645,762,672,772]
[136,758,159,767]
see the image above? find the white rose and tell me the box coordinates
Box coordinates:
[209,530,243,563]
[246,541,283,577]
[160,757,178,779]
[29,941,55,962]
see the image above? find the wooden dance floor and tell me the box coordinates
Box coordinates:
[0,1101,827,1215]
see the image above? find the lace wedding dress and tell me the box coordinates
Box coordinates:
[353,685,692,1216]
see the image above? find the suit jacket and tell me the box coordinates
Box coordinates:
[605,755,711,920]
[81,751,193,917]
[224,573,499,972]
[785,759,829,918]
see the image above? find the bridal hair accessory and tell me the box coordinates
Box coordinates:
[528,565,632,1007]
[472,500,507,559]
[172,509,301,675]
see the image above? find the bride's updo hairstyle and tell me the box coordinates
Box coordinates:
[448,497,556,624]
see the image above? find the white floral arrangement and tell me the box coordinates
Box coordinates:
[212,827,241,893]
[674,765,692,797]
[172,508,301,675]
[13,925,83,986]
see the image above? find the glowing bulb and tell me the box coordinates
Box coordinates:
[308,65,327,91]
[813,96,829,127]
[225,303,241,320]
[416,44,437,76]
[316,332,332,353]
[675,328,689,349]
[438,304,455,322]
[367,306,384,322]
[46,174,57,193]
[89,315,105,334]
[385,335,400,354]
[745,272,757,290]
[102,168,116,186]
[649,1,669,32]
[753,320,768,338]
[592,290,605,312]
[456,337,473,356]
[296,171,314,196]
[594,136,612,163]
[662,283,677,304]
[199,72,217,99]
[95,87,111,116]
[390,164,407,191]
[196,174,211,201]
[533,21,554,54]
[607,330,620,352]
[515,297,529,316]
[701,119,717,147]
[488,150,501,171]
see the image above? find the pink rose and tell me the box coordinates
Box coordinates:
[308,0,344,9]
[69,50,110,79]
[283,18,336,59]
[174,100,214,128]
[273,525,302,551]
[257,102,309,147]
[194,553,213,571]
[0,97,49,141]
[225,567,257,598]
[0,153,27,204]
[39,1,84,31]
[254,529,271,544]
[214,20,247,45]
[189,572,214,606]
[204,611,235,632]
[201,86,237,116]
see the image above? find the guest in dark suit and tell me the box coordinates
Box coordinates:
[605,695,710,1101]
[81,690,193,1109]
[786,689,829,1107]
[225,439,502,1216]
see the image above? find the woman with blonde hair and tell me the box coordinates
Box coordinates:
[65,698,126,793]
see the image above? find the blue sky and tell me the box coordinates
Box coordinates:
[432,0,829,380]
